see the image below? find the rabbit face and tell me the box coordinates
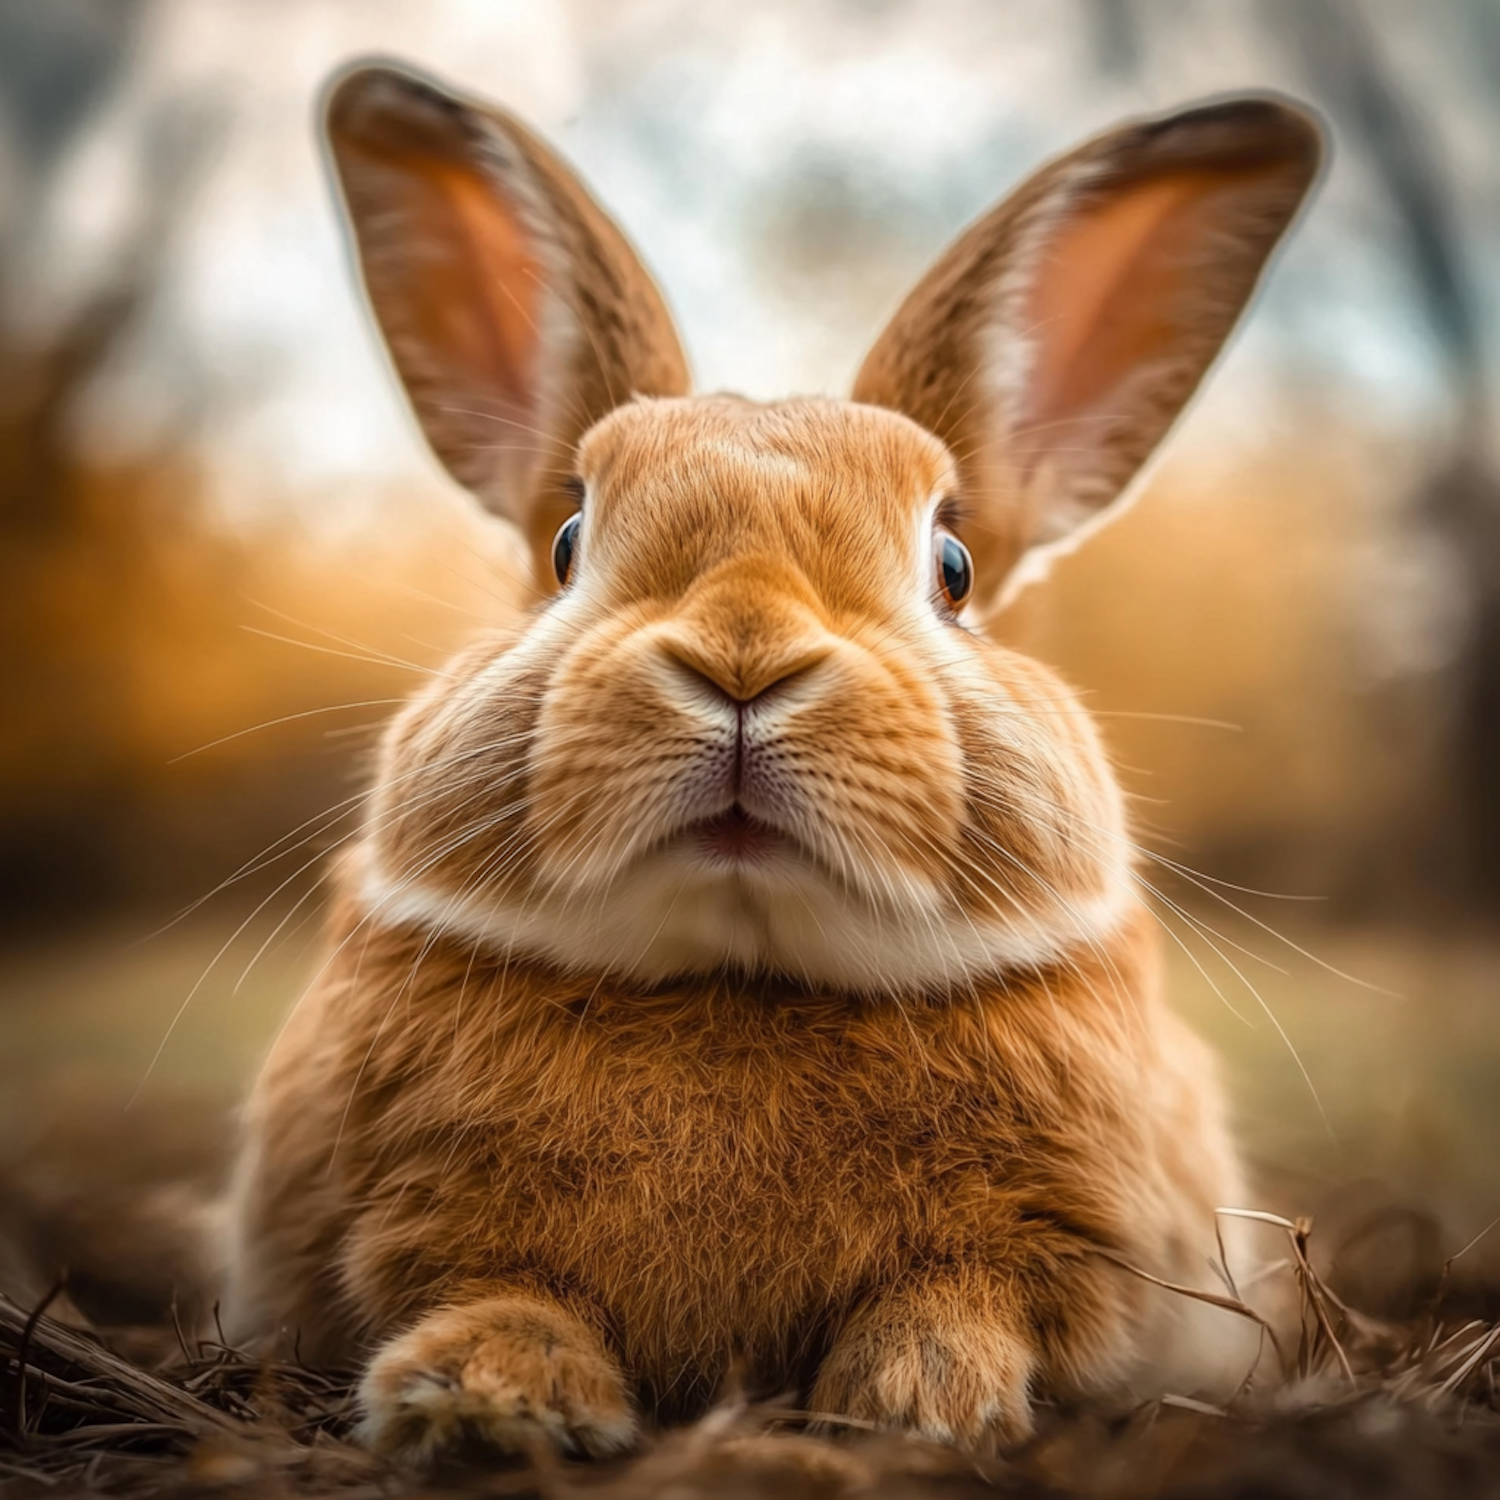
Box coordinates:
[327,66,1318,994]
[364,395,1127,993]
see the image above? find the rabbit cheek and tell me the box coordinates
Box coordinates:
[946,662,1131,946]
[526,621,719,883]
[800,644,969,882]
[363,646,555,928]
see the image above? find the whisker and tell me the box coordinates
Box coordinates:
[246,599,447,675]
[167,701,406,763]
[242,626,435,675]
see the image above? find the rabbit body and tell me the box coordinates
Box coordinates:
[230,859,1241,1451]
[226,66,1321,1459]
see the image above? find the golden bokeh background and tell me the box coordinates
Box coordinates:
[3,0,1499,1290]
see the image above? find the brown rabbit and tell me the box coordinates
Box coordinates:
[224,62,1321,1462]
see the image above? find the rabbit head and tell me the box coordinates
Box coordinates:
[327,65,1319,995]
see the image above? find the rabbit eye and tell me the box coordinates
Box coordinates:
[935,530,974,611]
[552,511,582,586]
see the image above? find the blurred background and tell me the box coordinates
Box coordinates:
[3,0,1499,1298]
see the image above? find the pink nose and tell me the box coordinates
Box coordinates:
[653,553,835,705]
[660,640,827,707]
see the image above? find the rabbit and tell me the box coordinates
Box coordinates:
[223,60,1322,1463]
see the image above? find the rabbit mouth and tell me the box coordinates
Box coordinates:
[683,804,796,865]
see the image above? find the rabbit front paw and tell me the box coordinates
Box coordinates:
[811,1285,1037,1453]
[358,1294,636,1463]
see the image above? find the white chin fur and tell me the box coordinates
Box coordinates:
[358,845,1131,994]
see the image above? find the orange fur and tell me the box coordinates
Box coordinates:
[226,64,1322,1461]
[230,887,1244,1447]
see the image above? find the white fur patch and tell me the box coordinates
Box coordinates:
[359,844,1131,996]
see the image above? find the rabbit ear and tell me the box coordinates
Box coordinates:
[854,97,1322,612]
[325,63,691,573]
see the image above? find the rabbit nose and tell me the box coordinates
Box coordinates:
[662,641,828,708]
[657,558,834,707]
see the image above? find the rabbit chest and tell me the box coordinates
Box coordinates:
[242,907,1200,1402]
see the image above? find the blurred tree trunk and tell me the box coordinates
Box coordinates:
[0,0,209,917]
[1265,0,1500,908]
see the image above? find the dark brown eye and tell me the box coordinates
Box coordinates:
[935,530,974,611]
[552,511,582,586]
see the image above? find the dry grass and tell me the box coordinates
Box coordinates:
[7,1211,1500,1500]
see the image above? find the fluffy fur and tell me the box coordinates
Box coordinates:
[225,63,1322,1462]
[230,881,1247,1451]
[358,398,1133,995]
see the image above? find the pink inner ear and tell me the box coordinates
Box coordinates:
[337,121,547,430]
[1017,164,1275,462]
[422,163,544,413]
